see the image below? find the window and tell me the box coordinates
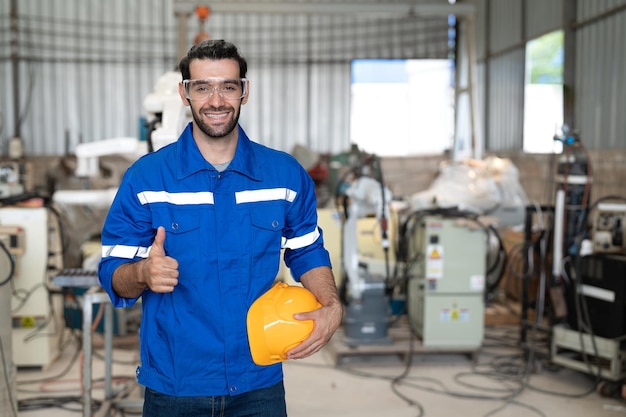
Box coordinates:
[350,59,454,156]
[523,30,564,153]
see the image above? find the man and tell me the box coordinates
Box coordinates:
[98,39,343,417]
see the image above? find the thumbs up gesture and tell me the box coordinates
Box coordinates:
[143,226,179,293]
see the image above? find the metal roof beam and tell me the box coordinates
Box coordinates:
[174,1,474,18]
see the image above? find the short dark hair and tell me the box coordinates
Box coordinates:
[178,39,248,80]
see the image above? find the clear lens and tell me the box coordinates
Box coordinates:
[183,77,247,101]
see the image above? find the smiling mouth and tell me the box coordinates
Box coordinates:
[202,111,230,122]
[206,112,228,118]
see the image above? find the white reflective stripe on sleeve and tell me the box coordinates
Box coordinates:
[235,188,297,204]
[137,191,214,205]
[281,228,320,250]
[102,244,150,259]
[137,246,150,258]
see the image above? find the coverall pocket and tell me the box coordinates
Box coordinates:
[151,207,203,260]
[248,206,284,273]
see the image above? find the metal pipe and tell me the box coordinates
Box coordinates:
[82,293,94,417]
[82,293,120,417]
[553,189,565,277]
[176,11,190,61]
[204,2,474,17]
[104,303,113,399]
[466,16,481,159]
[563,0,577,131]
[10,0,20,138]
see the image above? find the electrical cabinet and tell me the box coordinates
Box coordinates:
[566,253,626,339]
[407,215,486,348]
[0,207,64,368]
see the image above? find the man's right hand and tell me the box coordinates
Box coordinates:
[142,226,179,293]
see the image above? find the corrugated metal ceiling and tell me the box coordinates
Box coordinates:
[0,0,457,156]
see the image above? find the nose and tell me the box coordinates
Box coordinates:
[207,87,225,104]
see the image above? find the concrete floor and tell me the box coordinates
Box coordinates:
[12,325,626,417]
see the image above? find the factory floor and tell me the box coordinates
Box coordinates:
[14,324,626,417]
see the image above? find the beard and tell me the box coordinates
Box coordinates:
[190,103,241,138]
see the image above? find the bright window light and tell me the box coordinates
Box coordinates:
[350,59,454,157]
[523,30,564,154]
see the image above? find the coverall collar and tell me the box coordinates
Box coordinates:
[176,123,262,182]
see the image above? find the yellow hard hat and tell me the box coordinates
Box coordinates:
[247,282,321,366]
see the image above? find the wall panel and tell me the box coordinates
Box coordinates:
[526,0,563,38]
[575,1,626,148]
[486,50,525,152]
[488,0,522,54]
[466,0,626,152]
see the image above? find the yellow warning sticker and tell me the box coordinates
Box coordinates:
[21,316,36,328]
[440,308,470,322]
[426,244,444,279]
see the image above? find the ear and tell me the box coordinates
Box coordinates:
[241,79,250,105]
[179,82,191,106]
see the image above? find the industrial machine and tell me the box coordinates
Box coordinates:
[0,207,64,368]
[67,70,188,181]
[143,71,191,153]
[547,133,626,384]
[553,251,626,382]
[569,254,626,339]
[553,134,591,259]
[335,149,501,350]
[565,200,626,338]
[53,69,189,207]
[556,197,626,355]
[405,214,486,348]
[339,173,394,346]
[549,132,592,323]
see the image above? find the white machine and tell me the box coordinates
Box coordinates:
[143,71,191,152]
[341,176,394,345]
[74,71,188,179]
[0,207,64,368]
[406,214,486,348]
[74,137,147,179]
[54,71,190,208]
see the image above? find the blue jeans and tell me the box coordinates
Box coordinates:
[142,381,287,417]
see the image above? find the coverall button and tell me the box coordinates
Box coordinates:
[230,385,237,393]
[272,220,279,228]
[171,222,179,230]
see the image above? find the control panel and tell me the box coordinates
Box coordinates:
[0,225,25,256]
[592,203,626,254]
